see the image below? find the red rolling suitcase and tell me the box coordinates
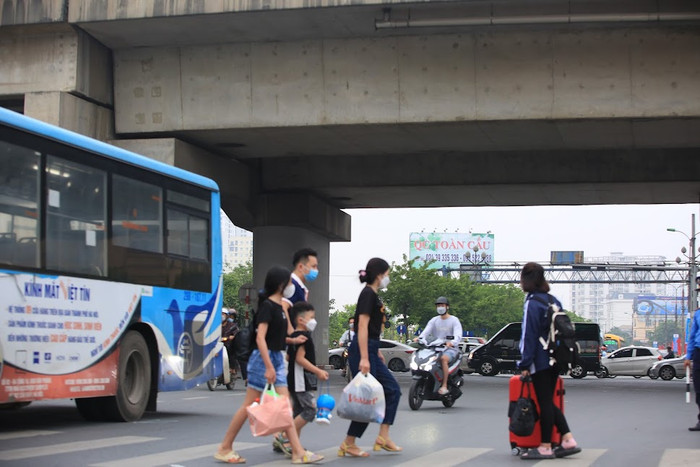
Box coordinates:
[508,374,564,455]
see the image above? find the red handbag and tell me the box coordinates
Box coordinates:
[246,383,293,437]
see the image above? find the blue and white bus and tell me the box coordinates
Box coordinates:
[0,107,223,421]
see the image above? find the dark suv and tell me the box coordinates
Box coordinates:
[467,322,601,378]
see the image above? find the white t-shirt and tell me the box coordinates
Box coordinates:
[420,315,462,346]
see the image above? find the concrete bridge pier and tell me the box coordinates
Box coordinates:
[253,194,351,364]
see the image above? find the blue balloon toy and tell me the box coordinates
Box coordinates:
[315,393,335,425]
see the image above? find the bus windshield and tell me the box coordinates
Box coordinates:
[0,108,222,421]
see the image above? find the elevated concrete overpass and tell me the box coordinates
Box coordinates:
[2,0,700,355]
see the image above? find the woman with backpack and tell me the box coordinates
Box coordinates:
[518,262,581,460]
[214,266,323,465]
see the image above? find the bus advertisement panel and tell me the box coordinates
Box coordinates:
[0,273,220,401]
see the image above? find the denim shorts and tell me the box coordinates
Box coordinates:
[246,349,288,392]
[441,347,460,364]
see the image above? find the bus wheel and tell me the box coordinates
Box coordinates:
[105,331,151,422]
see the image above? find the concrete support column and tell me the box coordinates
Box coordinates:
[252,226,332,364]
[252,193,350,365]
[24,91,114,140]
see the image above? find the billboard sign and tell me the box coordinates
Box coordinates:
[634,295,686,316]
[409,232,495,270]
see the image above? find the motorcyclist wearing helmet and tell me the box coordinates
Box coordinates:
[415,297,463,395]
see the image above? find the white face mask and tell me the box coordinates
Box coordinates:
[437,306,447,315]
[379,275,390,289]
[283,283,295,299]
[305,318,318,332]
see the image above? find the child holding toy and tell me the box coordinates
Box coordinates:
[287,301,330,437]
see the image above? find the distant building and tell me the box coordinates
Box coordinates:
[570,252,671,337]
[221,211,253,271]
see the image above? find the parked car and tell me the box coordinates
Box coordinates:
[467,322,601,378]
[648,356,687,380]
[328,339,414,372]
[598,346,663,378]
[458,336,486,354]
[328,346,346,369]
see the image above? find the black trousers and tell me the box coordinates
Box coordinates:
[693,350,700,420]
[530,367,571,444]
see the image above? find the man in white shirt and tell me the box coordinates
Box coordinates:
[339,317,355,347]
[416,296,463,395]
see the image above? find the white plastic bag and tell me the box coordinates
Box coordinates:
[336,372,385,423]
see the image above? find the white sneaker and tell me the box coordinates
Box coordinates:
[438,387,449,395]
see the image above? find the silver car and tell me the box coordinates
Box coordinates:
[328,339,415,372]
[599,346,663,378]
[648,356,687,380]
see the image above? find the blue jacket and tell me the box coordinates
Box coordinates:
[686,309,700,360]
[518,291,562,374]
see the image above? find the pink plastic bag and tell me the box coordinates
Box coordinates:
[246,384,293,437]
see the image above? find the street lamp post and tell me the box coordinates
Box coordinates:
[459,244,490,282]
[668,213,699,314]
[667,213,700,353]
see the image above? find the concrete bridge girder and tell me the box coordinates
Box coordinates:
[112,27,700,135]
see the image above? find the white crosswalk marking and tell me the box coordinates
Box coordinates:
[0,430,58,441]
[254,444,354,466]
[0,436,161,461]
[91,441,264,467]
[658,449,700,466]
[394,447,492,467]
[530,448,607,466]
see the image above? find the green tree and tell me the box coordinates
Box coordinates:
[566,310,590,323]
[606,326,632,345]
[222,261,253,319]
[461,279,525,338]
[380,255,526,339]
[649,320,682,346]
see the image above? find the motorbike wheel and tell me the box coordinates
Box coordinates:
[441,396,455,408]
[344,363,352,383]
[226,373,236,390]
[206,378,217,391]
[408,381,424,410]
[569,364,586,379]
[329,355,342,369]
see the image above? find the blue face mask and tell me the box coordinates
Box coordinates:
[304,269,319,282]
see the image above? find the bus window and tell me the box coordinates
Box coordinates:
[0,141,40,268]
[45,156,106,276]
[112,175,163,253]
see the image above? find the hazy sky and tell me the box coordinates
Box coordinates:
[329,204,700,308]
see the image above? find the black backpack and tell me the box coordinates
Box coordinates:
[231,316,256,361]
[532,294,578,369]
[508,375,538,437]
